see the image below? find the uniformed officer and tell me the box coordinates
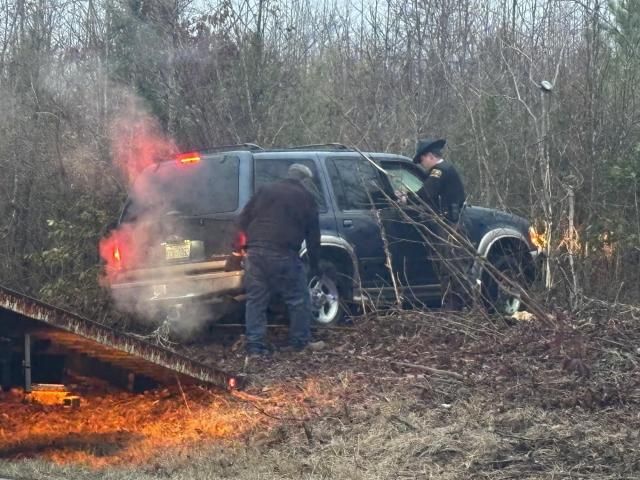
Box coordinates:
[413,138,465,221]
[413,138,468,310]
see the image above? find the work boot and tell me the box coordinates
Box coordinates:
[308,340,326,351]
[278,344,303,353]
[279,340,326,353]
[245,343,273,357]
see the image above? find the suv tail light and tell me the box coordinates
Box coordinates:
[100,228,133,273]
[101,241,124,272]
[176,152,201,165]
[112,246,122,269]
[233,231,247,251]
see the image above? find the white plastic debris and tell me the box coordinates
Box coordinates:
[511,311,535,322]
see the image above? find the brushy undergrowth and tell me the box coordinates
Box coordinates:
[1,299,639,479]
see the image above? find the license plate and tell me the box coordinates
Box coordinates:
[152,284,167,298]
[165,241,191,260]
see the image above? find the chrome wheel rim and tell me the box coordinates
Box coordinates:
[309,276,340,324]
[498,292,521,315]
[496,268,522,315]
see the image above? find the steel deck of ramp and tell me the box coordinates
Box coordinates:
[0,285,235,389]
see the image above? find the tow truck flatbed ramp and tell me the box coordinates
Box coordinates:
[0,285,235,390]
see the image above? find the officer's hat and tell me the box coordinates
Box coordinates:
[413,138,446,163]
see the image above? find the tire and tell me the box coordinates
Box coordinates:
[482,255,527,315]
[308,260,346,325]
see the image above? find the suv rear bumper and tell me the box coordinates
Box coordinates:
[110,260,244,308]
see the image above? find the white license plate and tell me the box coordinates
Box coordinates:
[152,284,167,297]
[165,241,191,260]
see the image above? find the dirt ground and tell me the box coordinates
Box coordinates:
[1,300,639,479]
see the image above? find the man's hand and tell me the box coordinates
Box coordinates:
[394,190,408,205]
[224,251,244,272]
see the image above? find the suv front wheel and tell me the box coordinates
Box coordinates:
[309,260,345,325]
[482,255,526,315]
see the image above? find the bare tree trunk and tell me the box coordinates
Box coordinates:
[567,186,579,308]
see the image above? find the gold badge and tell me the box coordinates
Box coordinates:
[430,169,442,178]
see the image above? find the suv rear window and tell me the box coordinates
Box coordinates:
[254,158,326,210]
[123,155,239,221]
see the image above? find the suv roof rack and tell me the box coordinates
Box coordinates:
[281,143,352,151]
[199,143,264,154]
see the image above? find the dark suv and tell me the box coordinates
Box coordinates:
[105,144,541,328]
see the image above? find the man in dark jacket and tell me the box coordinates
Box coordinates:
[235,164,321,355]
[413,138,468,310]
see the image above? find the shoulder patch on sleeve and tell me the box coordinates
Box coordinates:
[429,168,443,178]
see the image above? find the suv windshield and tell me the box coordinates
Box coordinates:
[123,154,240,221]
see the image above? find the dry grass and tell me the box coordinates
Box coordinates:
[1,302,639,479]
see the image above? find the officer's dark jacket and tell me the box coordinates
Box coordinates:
[416,160,466,220]
[237,178,320,270]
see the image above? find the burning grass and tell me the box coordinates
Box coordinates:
[0,384,254,467]
[0,370,342,471]
[1,301,640,478]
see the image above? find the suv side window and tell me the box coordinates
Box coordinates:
[382,161,425,194]
[328,157,384,211]
[254,158,326,210]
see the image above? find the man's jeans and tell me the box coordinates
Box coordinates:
[244,248,312,350]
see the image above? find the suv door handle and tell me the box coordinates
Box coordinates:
[343,219,353,228]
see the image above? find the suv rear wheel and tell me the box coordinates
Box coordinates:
[309,260,345,325]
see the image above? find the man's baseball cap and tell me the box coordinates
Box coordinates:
[287,163,313,180]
